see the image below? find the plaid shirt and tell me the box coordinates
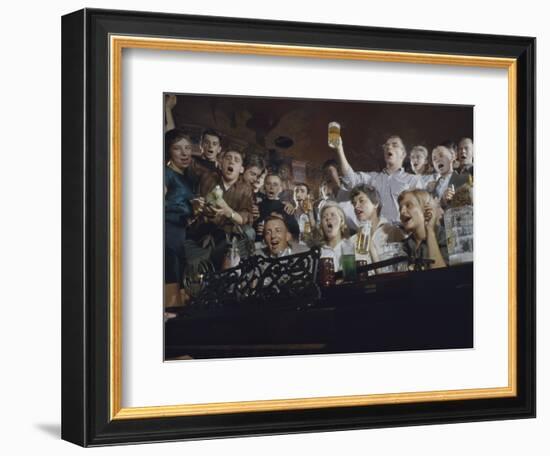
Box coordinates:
[402,224,449,268]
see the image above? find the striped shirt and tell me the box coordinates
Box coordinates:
[341,168,425,223]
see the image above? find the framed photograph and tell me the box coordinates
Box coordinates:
[61,8,535,446]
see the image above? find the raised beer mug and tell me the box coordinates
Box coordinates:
[328,121,341,148]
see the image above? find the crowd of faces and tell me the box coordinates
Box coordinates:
[166,129,473,266]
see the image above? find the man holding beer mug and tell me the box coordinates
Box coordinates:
[328,122,424,224]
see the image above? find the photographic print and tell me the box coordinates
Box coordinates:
[163,93,475,361]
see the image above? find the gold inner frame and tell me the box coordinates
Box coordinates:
[109,35,518,420]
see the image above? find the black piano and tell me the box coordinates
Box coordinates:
[165,249,473,360]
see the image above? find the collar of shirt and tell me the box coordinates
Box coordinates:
[403,233,424,257]
[320,240,344,253]
[433,173,453,195]
[215,172,242,192]
[373,216,390,232]
[382,167,405,176]
[437,173,452,184]
[458,164,473,174]
[167,161,184,175]
[266,246,292,258]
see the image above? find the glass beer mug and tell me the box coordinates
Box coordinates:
[302,194,313,213]
[355,221,371,255]
[341,239,357,282]
[328,121,341,147]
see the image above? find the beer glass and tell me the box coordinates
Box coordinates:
[328,121,341,147]
[318,257,336,287]
[302,195,313,213]
[341,239,357,282]
[182,260,211,298]
[355,221,371,255]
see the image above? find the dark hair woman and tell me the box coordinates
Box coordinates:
[164,129,201,308]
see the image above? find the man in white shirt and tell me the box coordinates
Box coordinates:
[330,134,424,223]
[427,145,469,208]
[457,137,474,176]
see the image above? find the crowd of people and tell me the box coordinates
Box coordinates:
[164,109,474,309]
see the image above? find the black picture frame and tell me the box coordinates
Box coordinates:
[62,8,535,447]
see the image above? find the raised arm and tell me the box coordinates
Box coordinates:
[330,137,373,189]
[330,137,353,177]
[423,205,447,269]
[164,94,177,133]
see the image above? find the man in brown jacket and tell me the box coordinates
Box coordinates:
[191,148,254,269]
[198,148,253,227]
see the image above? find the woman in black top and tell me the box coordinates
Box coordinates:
[164,129,200,308]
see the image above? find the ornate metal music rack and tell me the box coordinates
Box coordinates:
[191,247,321,312]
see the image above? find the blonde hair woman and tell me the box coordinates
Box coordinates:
[397,189,447,269]
[318,202,349,272]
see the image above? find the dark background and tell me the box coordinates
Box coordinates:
[169,93,473,188]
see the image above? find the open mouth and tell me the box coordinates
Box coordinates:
[325,222,335,233]
[401,215,412,226]
[437,163,445,171]
[173,157,190,169]
[270,239,281,250]
[354,209,363,218]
